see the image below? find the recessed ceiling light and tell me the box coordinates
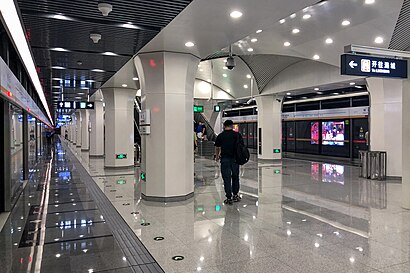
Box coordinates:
[223,74,227,77]
[56,254,61,258]
[102,51,118,56]
[314,88,320,91]
[86,79,95,82]
[243,85,248,88]
[292,28,300,34]
[251,38,258,43]
[235,100,239,103]
[350,82,355,85]
[286,92,291,95]
[355,86,363,89]
[50,47,68,52]
[122,84,128,87]
[279,19,286,24]
[207,79,211,82]
[313,54,320,60]
[374,36,384,44]
[133,77,139,81]
[246,74,252,79]
[91,69,105,72]
[365,0,375,4]
[333,92,340,95]
[325,38,333,44]
[247,48,254,52]
[317,91,323,94]
[52,78,62,81]
[199,69,204,72]
[302,14,311,20]
[256,29,262,33]
[230,11,243,18]
[52,66,65,69]
[284,41,291,47]
[290,13,296,19]
[53,14,69,20]
[226,89,231,93]
[52,86,61,88]
[342,20,351,26]
[185,41,195,47]
[302,96,308,99]
[77,92,85,95]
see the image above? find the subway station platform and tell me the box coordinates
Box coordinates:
[2,137,410,273]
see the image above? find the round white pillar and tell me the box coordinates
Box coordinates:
[101,88,136,168]
[75,111,81,147]
[134,51,199,202]
[81,109,90,151]
[90,92,104,157]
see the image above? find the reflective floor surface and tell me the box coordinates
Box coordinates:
[2,137,410,273]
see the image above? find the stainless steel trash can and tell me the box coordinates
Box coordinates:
[359,150,370,179]
[369,151,387,180]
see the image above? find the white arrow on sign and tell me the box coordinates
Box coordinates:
[349,61,358,69]
[87,104,93,108]
[59,102,64,107]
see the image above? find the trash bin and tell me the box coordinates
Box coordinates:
[359,150,370,179]
[359,150,387,180]
[369,151,387,180]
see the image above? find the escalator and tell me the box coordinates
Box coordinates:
[194,112,217,157]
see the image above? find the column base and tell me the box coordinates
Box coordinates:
[257,158,282,164]
[76,145,82,148]
[81,148,89,151]
[104,165,134,170]
[141,192,194,202]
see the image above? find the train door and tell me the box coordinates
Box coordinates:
[239,123,248,147]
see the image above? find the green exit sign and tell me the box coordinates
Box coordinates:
[140,172,146,181]
[116,180,126,185]
[116,154,127,159]
[274,170,281,174]
[274,149,281,153]
[194,105,204,113]
[214,105,220,112]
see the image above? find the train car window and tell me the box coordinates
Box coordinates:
[282,104,295,113]
[321,98,350,109]
[223,110,240,117]
[239,108,254,116]
[352,95,370,107]
[296,101,320,111]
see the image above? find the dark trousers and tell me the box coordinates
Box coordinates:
[221,157,240,198]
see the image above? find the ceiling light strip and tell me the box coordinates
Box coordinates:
[0,0,53,123]
[283,91,369,104]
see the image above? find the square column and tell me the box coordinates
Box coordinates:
[367,78,402,177]
[90,93,104,157]
[402,66,410,209]
[134,52,200,201]
[256,96,283,160]
[80,109,90,151]
[75,111,81,147]
[101,88,136,167]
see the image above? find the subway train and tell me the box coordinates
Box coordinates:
[222,93,369,159]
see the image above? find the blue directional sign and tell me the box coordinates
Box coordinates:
[341,54,408,79]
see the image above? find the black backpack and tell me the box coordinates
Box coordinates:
[235,133,250,165]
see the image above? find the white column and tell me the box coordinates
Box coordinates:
[80,109,90,151]
[75,111,82,147]
[10,114,15,149]
[134,51,199,201]
[402,67,410,208]
[90,92,104,157]
[102,88,136,167]
[255,95,283,160]
[367,78,402,177]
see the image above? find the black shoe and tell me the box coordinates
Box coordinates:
[233,195,241,202]
[224,198,233,205]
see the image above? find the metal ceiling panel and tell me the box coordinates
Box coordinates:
[389,0,410,50]
[16,0,193,114]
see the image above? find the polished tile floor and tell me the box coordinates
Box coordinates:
[2,137,410,273]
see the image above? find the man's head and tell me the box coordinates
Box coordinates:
[223,120,234,130]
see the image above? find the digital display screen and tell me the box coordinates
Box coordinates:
[322,121,345,146]
[311,122,319,145]
[322,164,344,185]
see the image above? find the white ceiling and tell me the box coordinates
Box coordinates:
[104,0,405,99]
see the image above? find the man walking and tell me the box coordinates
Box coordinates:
[214,120,242,205]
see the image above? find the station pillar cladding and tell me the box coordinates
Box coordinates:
[255,95,283,160]
[75,111,81,147]
[89,90,104,157]
[80,109,89,151]
[134,52,199,201]
[402,62,410,209]
[101,87,137,168]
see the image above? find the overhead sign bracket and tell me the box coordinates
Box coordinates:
[344,44,410,60]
